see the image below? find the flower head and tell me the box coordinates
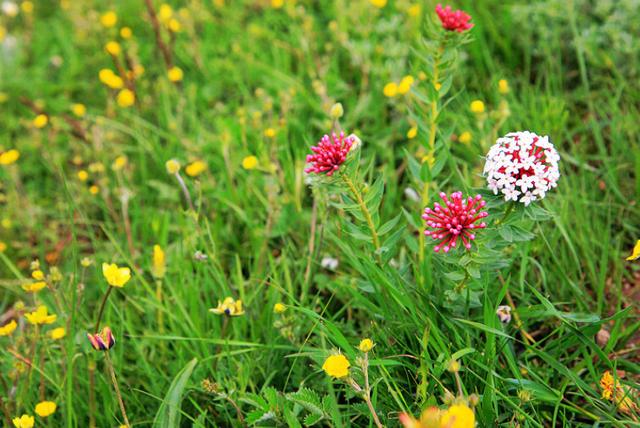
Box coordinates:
[498,79,509,94]
[166,159,181,174]
[358,338,374,353]
[209,297,245,316]
[242,155,259,170]
[105,41,121,56]
[496,305,512,324]
[116,89,135,108]
[626,240,640,261]
[322,354,350,378]
[21,281,47,293]
[435,4,473,32]
[151,245,166,279]
[102,262,131,287]
[469,100,484,114]
[422,192,488,253]
[87,326,115,351]
[329,102,344,119]
[49,327,66,340]
[273,302,287,314]
[12,414,34,428]
[399,407,441,428]
[100,11,117,28]
[483,131,560,206]
[168,66,184,82]
[25,306,57,325]
[305,132,354,176]
[0,149,20,165]
[0,320,17,336]
[35,401,56,417]
[440,404,475,428]
[33,114,48,129]
[600,371,615,400]
[185,160,207,177]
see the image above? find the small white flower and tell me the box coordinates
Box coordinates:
[403,187,420,202]
[1,1,18,16]
[496,305,512,323]
[321,256,339,271]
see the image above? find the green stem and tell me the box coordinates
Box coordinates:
[94,286,113,333]
[105,352,130,427]
[497,202,516,225]
[340,173,381,256]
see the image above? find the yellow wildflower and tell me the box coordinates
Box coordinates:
[330,102,344,119]
[72,103,86,117]
[322,354,350,378]
[271,0,284,8]
[12,414,34,428]
[398,75,415,95]
[112,155,128,171]
[158,4,173,23]
[99,69,124,89]
[369,0,387,8]
[22,281,47,293]
[242,155,258,170]
[0,241,6,252]
[168,18,182,32]
[105,41,121,56]
[399,407,441,428]
[33,114,48,129]
[89,185,99,195]
[21,1,34,14]
[25,306,57,325]
[116,89,135,108]
[600,371,615,400]
[0,149,20,165]
[440,404,475,428]
[102,262,131,287]
[264,128,276,138]
[77,170,89,181]
[49,327,66,340]
[168,66,184,82]
[407,126,418,139]
[100,11,117,28]
[209,297,245,316]
[166,159,181,174]
[35,401,56,417]
[120,27,132,39]
[498,79,509,95]
[0,320,17,336]
[151,245,166,279]
[447,359,460,373]
[81,257,93,267]
[470,100,485,114]
[383,82,398,97]
[273,302,287,314]
[358,338,374,353]
[185,160,207,177]
[626,240,640,261]
[458,131,472,145]
[408,4,421,17]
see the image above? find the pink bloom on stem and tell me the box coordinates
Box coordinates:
[435,4,473,32]
[87,327,116,351]
[305,132,354,176]
[422,191,488,252]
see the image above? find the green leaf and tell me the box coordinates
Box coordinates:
[153,358,198,428]
[304,412,324,426]
[378,213,402,236]
[286,388,324,416]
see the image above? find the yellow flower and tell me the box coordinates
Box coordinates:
[89,185,99,195]
[458,131,472,145]
[22,281,47,293]
[168,66,184,82]
[408,4,421,17]
[116,89,135,108]
[151,245,166,279]
[99,69,124,89]
[0,320,17,336]
[358,338,374,353]
[626,240,640,261]
[242,155,259,170]
[498,79,509,95]
[0,241,6,252]
[166,159,181,174]
[33,114,48,129]
[271,0,284,8]
[264,128,276,138]
[0,149,20,165]
[470,100,485,114]
[77,170,89,181]
[21,1,34,14]
[112,155,128,171]
[49,327,66,340]
[322,354,350,378]
[209,297,245,316]
[383,82,398,97]
[105,41,121,56]
[273,302,287,314]
[100,11,118,28]
[168,18,182,32]
[440,404,475,428]
[35,401,56,417]
[399,407,441,428]
[185,160,207,177]
[369,0,387,8]
[158,4,173,23]
[12,414,34,428]
[398,75,415,95]
[120,27,132,39]
[25,306,57,325]
[81,257,93,267]
[407,126,418,139]
[330,102,344,119]
[600,371,615,400]
[447,359,460,373]
[102,262,131,287]
[72,103,86,117]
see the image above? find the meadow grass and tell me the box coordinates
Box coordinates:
[0,0,639,427]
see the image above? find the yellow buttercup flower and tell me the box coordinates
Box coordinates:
[112,155,128,171]
[242,156,259,170]
[168,18,182,32]
[77,170,89,181]
[439,404,475,428]
[264,128,276,138]
[0,320,17,336]
[105,41,121,56]
[116,89,135,108]
[12,414,34,428]
[210,297,245,316]
[470,100,485,114]
[322,354,350,378]
[369,0,387,8]
[22,281,47,293]
[358,338,374,353]
[21,1,34,14]
[158,4,173,23]
[89,185,99,195]
[120,27,132,39]
[383,82,398,97]
[185,160,207,177]
[166,159,181,174]
[498,79,509,94]
[273,302,286,314]
[49,327,66,340]
[99,69,124,89]
[408,4,421,17]
[407,126,418,139]
[72,103,86,117]
[626,240,640,261]
[168,66,184,82]
[151,245,166,279]
[33,114,48,129]
[0,149,20,165]
[25,306,57,325]
[100,11,118,28]
[398,75,415,95]
[458,131,472,145]
[102,262,131,287]
[271,0,284,8]
[35,401,56,417]
[0,241,6,252]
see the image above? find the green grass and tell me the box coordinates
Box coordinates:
[1,0,639,427]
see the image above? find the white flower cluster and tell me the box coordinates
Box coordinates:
[484,131,560,206]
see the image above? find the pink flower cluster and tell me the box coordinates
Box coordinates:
[435,4,474,33]
[305,132,354,176]
[423,192,488,252]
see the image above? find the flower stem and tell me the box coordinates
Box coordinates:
[105,352,131,428]
[174,172,195,212]
[361,353,384,428]
[497,202,516,225]
[94,287,113,333]
[340,173,381,258]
